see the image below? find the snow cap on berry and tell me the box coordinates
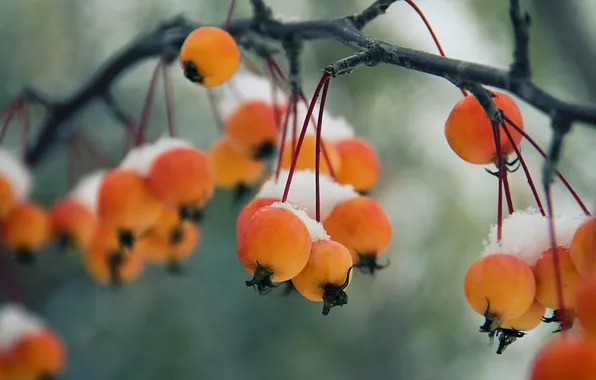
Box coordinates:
[0,304,45,352]
[482,207,589,265]
[219,72,285,118]
[0,148,32,200]
[257,169,358,221]
[119,136,193,176]
[269,201,329,242]
[69,169,106,216]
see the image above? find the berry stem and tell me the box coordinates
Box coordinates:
[544,183,568,337]
[19,99,29,160]
[224,0,237,30]
[492,121,504,241]
[503,114,591,216]
[291,96,298,158]
[205,88,224,134]
[282,74,330,202]
[135,60,163,145]
[404,0,468,97]
[275,94,295,181]
[0,98,21,145]
[502,169,514,215]
[501,122,545,216]
[315,78,331,223]
[161,61,178,138]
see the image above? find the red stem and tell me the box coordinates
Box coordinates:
[502,169,514,215]
[282,74,330,202]
[315,79,331,222]
[275,95,295,181]
[501,122,545,215]
[161,62,177,138]
[492,121,504,240]
[19,100,29,160]
[503,114,591,216]
[291,99,297,158]
[0,99,20,145]
[544,184,568,336]
[135,60,163,145]
[224,0,237,30]
[404,0,468,97]
[206,88,224,135]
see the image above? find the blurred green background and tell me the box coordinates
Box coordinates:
[0,1,595,379]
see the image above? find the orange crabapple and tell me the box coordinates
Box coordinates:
[0,148,32,220]
[532,247,582,311]
[575,278,596,342]
[208,137,266,200]
[238,203,315,294]
[0,305,66,380]
[495,299,546,354]
[444,91,524,165]
[322,195,391,274]
[291,240,353,315]
[0,176,14,220]
[280,134,342,177]
[236,196,279,238]
[0,202,50,265]
[224,99,279,160]
[49,197,98,252]
[179,26,240,87]
[464,253,536,334]
[83,222,144,287]
[530,337,596,380]
[334,137,381,194]
[146,146,215,223]
[137,206,200,273]
[570,217,596,278]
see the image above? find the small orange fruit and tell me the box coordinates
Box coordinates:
[575,278,596,342]
[0,202,50,264]
[238,204,312,294]
[570,218,596,277]
[49,198,98,252]
[323,196,391,274]
[495,299,546,354]
[533,247,582,310]
[445,91,524,165]
[83,223,144,286]
[224,100,278,160]
[530,338,596,380]
[291,240,353,315]
[464,253,536,332]
[146,147,215,222]
[0,175,14,219]
[97,169,163,250]
[280,134,341,176]
[334,137,381,194]
[236,197,279,238]
[179,26,240,87]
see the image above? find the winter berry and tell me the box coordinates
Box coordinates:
[533,247,582,310]
[445,91,524,165]
[280,134,341,176]
[224,100,278,160]
[334,137,381,194]
[570,217,596,277]
[0,202,50,264]
[97,169,163,250]
[236,196,279,238]
[575,278,596,342]
[530,338,596,380]
[49,198,98,252]
[291,240,353,315]
[238,203,314,294]
[179,26,240,87]
[464,253,536,333]
[0,149,31,219]
[322,196,391,274]
[495,299,546,354]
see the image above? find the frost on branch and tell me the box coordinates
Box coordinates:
[482,207,588,265]
[269,201,329,242]
[119,136,192,176]
[257,169,358,220]
[0,148,32,201]
[0,304,45,351]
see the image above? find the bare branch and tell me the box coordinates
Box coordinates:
[21,0,596,166]
[543,115,572,188]
[283,39,302,94]
[509,0,532,78]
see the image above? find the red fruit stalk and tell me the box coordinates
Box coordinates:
[161,62,178,138]
[0,97,23,145]
[275,94,295,181]
[224,0,237,30]
[491,121,505,241]
[315,79,331,222]
[135,59,163,145]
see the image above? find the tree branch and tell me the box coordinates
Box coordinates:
[509,0,532,78]
[21,0,596,166]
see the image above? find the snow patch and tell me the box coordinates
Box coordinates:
[0,304,45,352]
[269,201,329,242]
[0,148,32,200]
[257,169,358,221]
[69,170,106,215]
[288,102,355,144]
[119,136,192,176]
[220,72,286,118]
[482,207,588,266]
